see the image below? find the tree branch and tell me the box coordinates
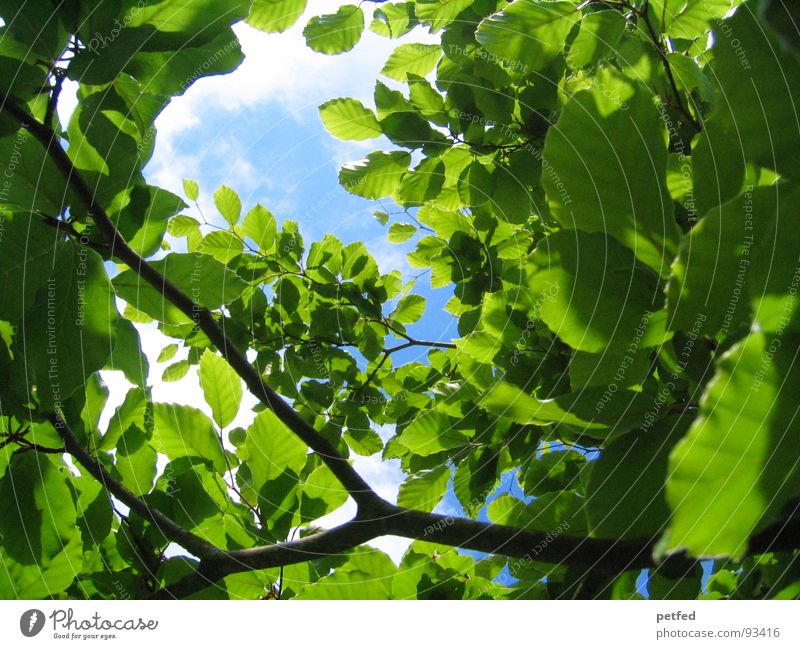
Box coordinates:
[152,519,379,599]
[48,413,221,561]
[0,95,380,511]
[154,500,800,599]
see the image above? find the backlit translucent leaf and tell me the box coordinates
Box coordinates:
[542,68,680,274]
[397,465,450,512]
[303,5,364,54]
[242,204,277,251]
[529,231,667,354]
[243,410,308,490]
[214,186,242,225]
[586,415,690,539]
[319,98,382,141]
[388,222,417,243]
[115,425,157,496]
[183,179,199,201]
[664,332,800,559]
[381,43,441,81]
[339,151,411,199]
[476,0,579,73]
[247,0,308,33]
[16,243,116,410]
[390,294,425,324]
[198,349,243,428]
[703,9,800,182]
[482,381,656,439]
[396,410,469,456]
[153,403,227,473]
[113,253,248,324]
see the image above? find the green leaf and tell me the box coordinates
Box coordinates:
[162,359,190,382]
[396,410,468,456]
[343,427,383,457]
[0,213,60,324]
[183,178,199,201]
[476,0,579,73]
[65,82,155,204]
[396,159,446,207]
[529,231,667,354]
[586,415,690,539]
[703,9,800,182]
[567,10,626,69]
[300,465,348,521]
[666,185,795,338]
[390,294,426,325]
[248,0,308,33]
[388,222,417,243]
[198,349,243,428]
[0,130,70,213]
[482,381,655,439]
[243,410,307,490]
[371,2,417,39]
[488,492,584,533]
[121,184,187,258]
[153,403,227,473]
[523,450,585,497]
[214,185,242,226]
[340,151,411,199]
[569,347,652,391]
[66,2,247,90]
[414,0,472,31]
[199,230,244,263]
[458,161,493,208]
[542,68,680,274]
[122,0,250,34]
[15,243,116,409]
[158,344,179,363]
[113,253,248,324]
[294,566,392,599]
[665,0,734,40]
[319,98,382,141]
[0,453,77,576]
[407,74,447,123]
[397,466,450,512]
[303,5,364,55]
[101,388,151,452]
[242,204,277,251]
[664,332,800,560]
[381,43,441,81]
[116,425,157,496]
[107,318,150,388]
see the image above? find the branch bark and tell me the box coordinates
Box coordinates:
[155,500,800,599]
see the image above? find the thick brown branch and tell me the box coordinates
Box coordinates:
[155,501,800,599]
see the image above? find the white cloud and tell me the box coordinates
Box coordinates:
[147,3,437,195]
